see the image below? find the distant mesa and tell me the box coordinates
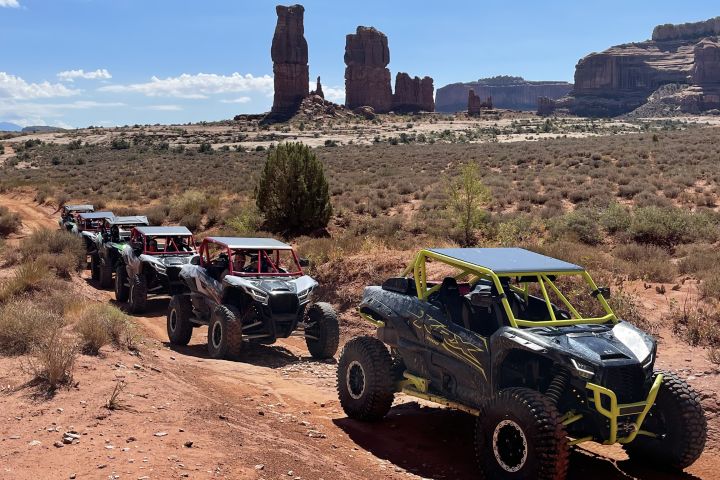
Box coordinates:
[559,16,720,117]
[0,122,22,132]
[435,76,572,113]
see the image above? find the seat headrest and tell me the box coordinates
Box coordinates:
[441,277,459,291]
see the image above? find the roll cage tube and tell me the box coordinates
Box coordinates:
[131,230,196,255]
[198,238,304,276]
[403,249,617,328]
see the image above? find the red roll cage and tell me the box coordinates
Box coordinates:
[129,229,197,255]
[198,237,303,277]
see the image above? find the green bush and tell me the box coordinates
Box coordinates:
[0,206,21,237]
[600,202,631,235]
[629,206,690,246]
[255,142,332,235]
[548,209,601,245]
[19,229,85,270]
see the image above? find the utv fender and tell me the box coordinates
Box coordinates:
[490,329,556,393]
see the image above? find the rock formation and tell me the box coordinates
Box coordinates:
[563,16,720,117]
[537,96,556,116]
[268,4,309,121]
[344,26,392,113]
[467,90,492,115]
[310,76,324,99]
[392,73,435,112]
[436,76,572,112]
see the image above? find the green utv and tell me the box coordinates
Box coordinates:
[337,248,706,480]
[91,215,150,288]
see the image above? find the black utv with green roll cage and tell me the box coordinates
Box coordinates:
[91,215,150,288]
[337,247,706,480]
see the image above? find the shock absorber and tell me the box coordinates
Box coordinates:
[546,368,570,404]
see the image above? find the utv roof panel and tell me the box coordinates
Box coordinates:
[135,226,193,236]
[109,216,149,226]
[64,204,94,212]
[427,247,584,274]
[206,237,292,250]
[78,211,115,220]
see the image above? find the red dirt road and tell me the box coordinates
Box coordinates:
[0,193,718,479]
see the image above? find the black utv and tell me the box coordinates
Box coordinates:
[91,215,150,288]
[337,247,706,480]
[170,236,339,360]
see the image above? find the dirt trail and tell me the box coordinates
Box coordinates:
[0,191,57,244]
[1,194,719,479]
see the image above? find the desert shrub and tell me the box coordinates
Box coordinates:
[629,206,690,246]
[667,299,720,348]
[547,209,601,245]
[72,303,138,353]
[0,299,63,354]
[677,244,720,276]
[495,215,544,246]
[18,229,85,270]
[613,243,677,282]
[179,212,202,232]
[255,142,332,235]
[600,202,631,235]
[34,184,53,204]
[0,206,21,237]
[143,205,169,225]
[0,261,57,303]
[446,162,491,246]
[224,203,264,236]
[110,137,130,150]
[27,327,76,389]
[169,190,219,222]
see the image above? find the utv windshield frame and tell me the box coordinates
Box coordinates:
[403,248,617,328]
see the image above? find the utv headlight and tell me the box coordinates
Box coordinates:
[570,358,595,380]
[642,352,654,370]
[297,286,313,301]
[249,288,269,304]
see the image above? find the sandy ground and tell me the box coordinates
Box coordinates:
[0,193,719,479]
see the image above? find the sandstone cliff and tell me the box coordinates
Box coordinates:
[392,73,434,112]
[566,16,720,117]
[435,76,572,112]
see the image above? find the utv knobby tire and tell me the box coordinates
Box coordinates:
[167,295,193,346]
[99,259,113,289]
[475,387,569,480]
[90,254,100,281]
[207,304,243,360]
[304,302,340,359]
[114,264,130,303]
[623,370,707,471]
[127,274,148,314]
[337,336,394,421]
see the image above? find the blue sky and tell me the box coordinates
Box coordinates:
[1,0,717,128]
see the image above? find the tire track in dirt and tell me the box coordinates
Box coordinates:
[2,194,718,479]
[0,191,57,244]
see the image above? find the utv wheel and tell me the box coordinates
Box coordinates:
[337,336,394,421]
[207,304,243,360]
[475,388,569,480]
[114,265,130,303]
[304,302,340,359]
[623,370,707,471]
[167,295,193,346]
[90,254,100,281]
[127,274,147,314]
[99,259,113,288]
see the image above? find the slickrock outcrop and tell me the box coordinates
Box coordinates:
[344,27,392,113]
[268,4,309,121]
[392,73,435,112]
[436,76,572,112]
[564,16,720,117]
[310,76,324,99]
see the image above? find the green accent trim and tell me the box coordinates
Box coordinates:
[399,371,429,393]
[586,373,664,445]
[405,249,618,329]
[568,436,593,446]
[561,412,583,426]
[358,310,385,327]
[401,386,480,416]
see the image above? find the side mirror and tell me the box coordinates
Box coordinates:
[469,290,493,308]
[299,257,310,268]
[190,256,201,266]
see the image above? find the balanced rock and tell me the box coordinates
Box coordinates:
[392,73,435,112]
[268,4,309,120]
[344,26,392,113]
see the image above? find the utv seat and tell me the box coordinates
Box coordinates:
[381,277,416,296]
[438,277,465,327]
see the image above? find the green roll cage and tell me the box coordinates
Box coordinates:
[403,249,617,329]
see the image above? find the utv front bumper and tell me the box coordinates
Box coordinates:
[566,373,663,445]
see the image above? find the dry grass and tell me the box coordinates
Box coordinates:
[0,299,64,355]
[26,326,76,390]
[71,303,138,353]
[0,205,21,237]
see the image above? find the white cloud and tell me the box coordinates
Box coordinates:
[0,72,78,99]
[57,69,112,82]
[143,104,183,111]
[0,0,20,8]
[100,72,273,99]
[220,96,251,104]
